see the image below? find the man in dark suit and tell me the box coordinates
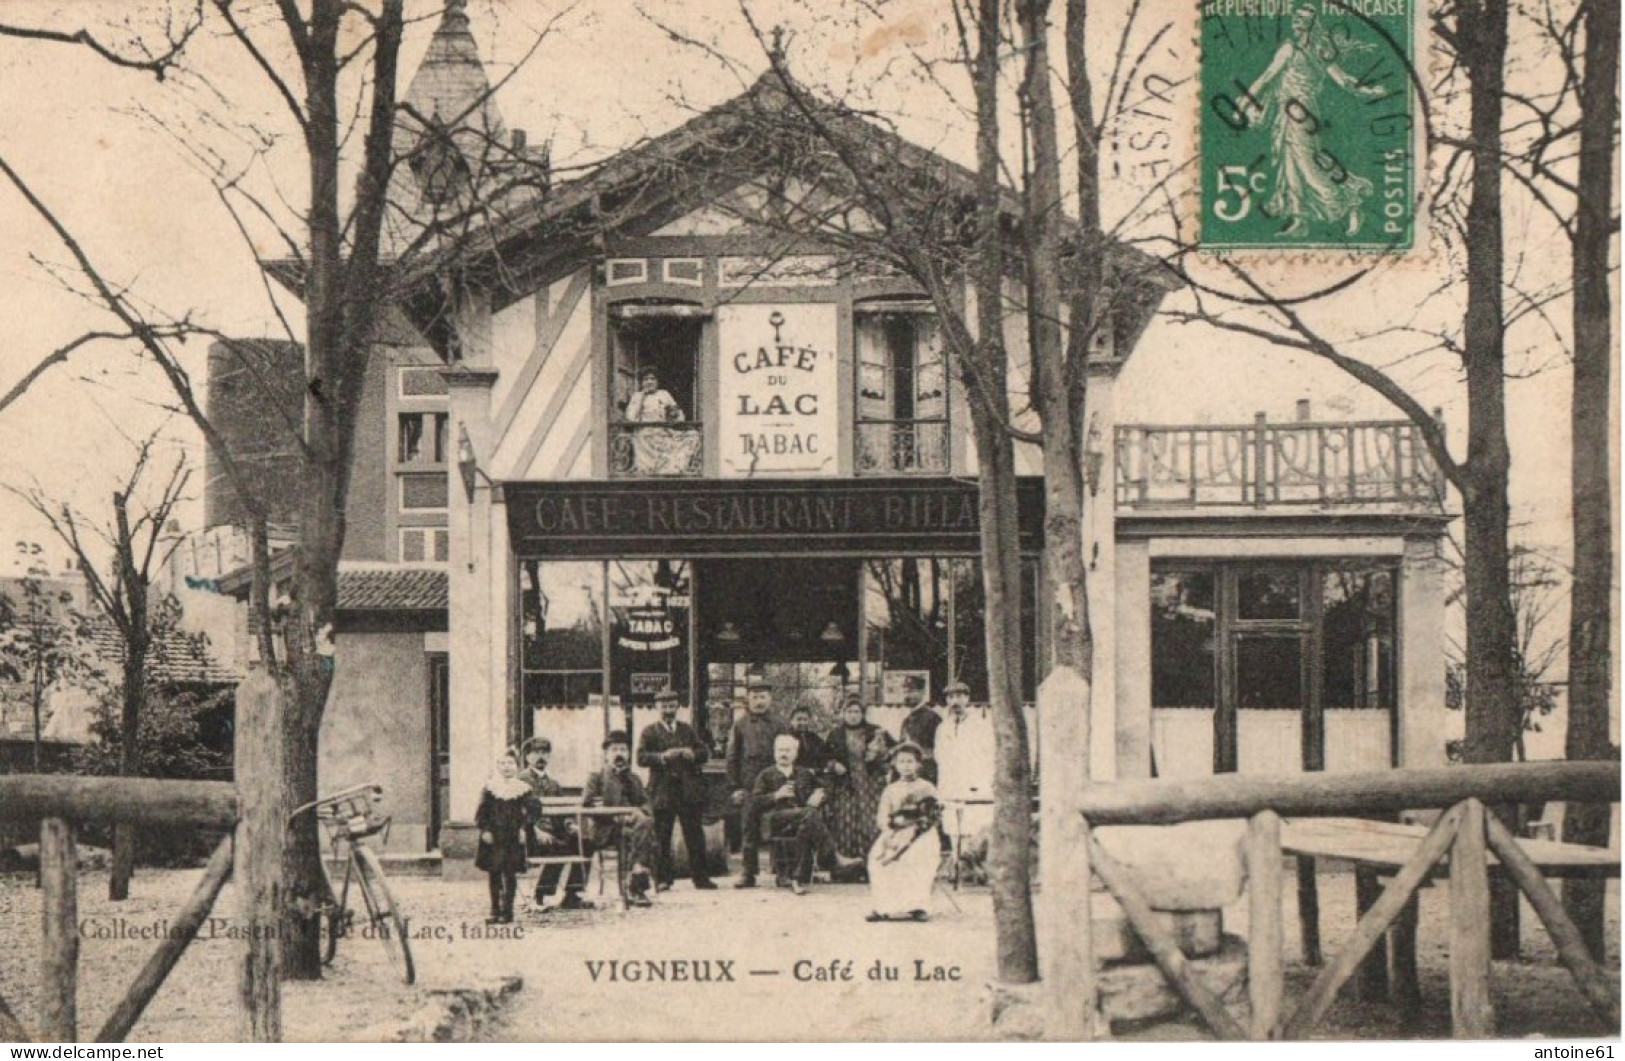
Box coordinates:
[751,734,859,894]
[727,675,786,888]
[583,730,656,906]
[636,690,717,891]
[789,704,833,774]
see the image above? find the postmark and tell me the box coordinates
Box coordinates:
[1199,0,1421,253]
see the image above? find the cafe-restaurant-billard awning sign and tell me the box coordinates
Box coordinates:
[717,303,839,478]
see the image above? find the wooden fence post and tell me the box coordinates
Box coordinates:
[40,817,77,1042]
[235,672,283,1043]
[1246,810,1282,1040]
[1038,668,1096,1040]
[1450,798,1495,1037]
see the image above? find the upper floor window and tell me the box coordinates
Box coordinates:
[399,412,449,466]
[855,304,948,475]
[609,303,705,478]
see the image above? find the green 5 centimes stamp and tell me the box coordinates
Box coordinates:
[1201,0,1419,251]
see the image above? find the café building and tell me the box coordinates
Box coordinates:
[243,2,1454,860]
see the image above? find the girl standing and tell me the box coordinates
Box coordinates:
[475,753,537,923]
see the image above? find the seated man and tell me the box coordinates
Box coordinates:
[750,734,859,895]
[522,738,590,911]
[583,729,657,907]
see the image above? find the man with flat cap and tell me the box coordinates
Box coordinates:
[637,689,717,891]
[583,729,656,906]
[523,737,590,910]
[726,673,787,888]
[899,679,944,785]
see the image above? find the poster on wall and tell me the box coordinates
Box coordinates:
[883,669,930,706]
[717,302,839,477]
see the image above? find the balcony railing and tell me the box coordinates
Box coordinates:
[856,418,949,475]
[610,421,704,478]
[1116,417,1445,509]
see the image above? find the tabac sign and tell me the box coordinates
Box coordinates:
[717,303,839,477]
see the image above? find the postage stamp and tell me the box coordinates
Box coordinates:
[1199,0,1420,253]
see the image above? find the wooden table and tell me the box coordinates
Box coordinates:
[1281,816,1620,1005]
[528,797,647,908]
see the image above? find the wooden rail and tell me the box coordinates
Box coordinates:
[0,774,252,1044]
[1077,761,1619,825]
[1079,761,1621,1041]
[0,776,237,827]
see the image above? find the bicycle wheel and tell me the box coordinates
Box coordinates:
[323,855,352,966]
[353,845,415,985]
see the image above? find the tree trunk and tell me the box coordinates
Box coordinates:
[1456,0,1522,959]
[1561,0,1619,962]
[111,490,148,902]
[969,0,1039,985]
[278,669,329,980]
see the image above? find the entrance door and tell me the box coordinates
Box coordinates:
[428,652,450,850]
[1151,562,1396,778]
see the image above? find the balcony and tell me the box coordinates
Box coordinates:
[610,421,704,478]
[855,419,949,476]
[1115,417,1445,510]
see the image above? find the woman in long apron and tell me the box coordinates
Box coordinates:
[865,742,941,922]
[826,696,895,862]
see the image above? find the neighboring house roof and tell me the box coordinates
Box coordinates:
[86,621,242,686]
[336,569,449,612]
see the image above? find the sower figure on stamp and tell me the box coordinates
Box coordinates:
[583,729,657,907]
[751,734,860,895]
[637,690,718,892]
[1242,4,1388,237]
[523,737,591,911]
[727,674,787,888]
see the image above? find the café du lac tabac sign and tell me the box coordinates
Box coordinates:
[717,303,839,477]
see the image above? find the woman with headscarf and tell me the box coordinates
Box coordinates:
[825,695,895,864]
[475,752,539,923]
[866,742,942,922]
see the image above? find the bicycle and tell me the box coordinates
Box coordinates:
[289,783,415,985]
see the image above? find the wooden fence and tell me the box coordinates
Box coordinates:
[1079,761,1621,1040]
[0,775,270,1043]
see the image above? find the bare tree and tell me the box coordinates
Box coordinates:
[12,435,190,900]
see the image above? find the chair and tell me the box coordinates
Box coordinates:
[766,819,804,886]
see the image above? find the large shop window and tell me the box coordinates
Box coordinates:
[610,304,704,478]
[1150,561,1397,780]
[855,304,949,475]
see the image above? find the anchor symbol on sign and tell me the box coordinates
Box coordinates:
[768,310,786,344]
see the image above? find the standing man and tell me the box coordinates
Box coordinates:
[522,738,590,910]
[726,674,787,888]
[934,681,995,842]
[637,690,718,892]
[751,734,859,894]
[898,680,943,784]
[583,730,657,907]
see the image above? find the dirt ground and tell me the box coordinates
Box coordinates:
[0,865,1616,1042]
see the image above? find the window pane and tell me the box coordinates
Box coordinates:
[864,559,949,705]
[1151,571,1216,708]
[1321,567,1396,709]
[519,560,603,672]
[608,559,691,709]
[1235,635,1303,709]
[398,414,423,463]
[1237,569,1301,620]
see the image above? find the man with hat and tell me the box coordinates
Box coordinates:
[726,673,788,888]
[933,680,995,840]
[898,678,945,785]
[522,737,590,910]
[636,689,717,891]
[583,729,656,907]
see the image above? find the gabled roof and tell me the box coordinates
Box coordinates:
[336,568,448,612]
[266,65,1177,336]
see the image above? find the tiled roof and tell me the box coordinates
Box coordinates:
[337,568,448,612]
[86,622,242,686]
